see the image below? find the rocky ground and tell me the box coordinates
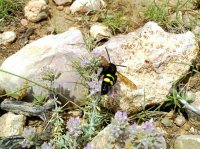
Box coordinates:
[0,0,200,149]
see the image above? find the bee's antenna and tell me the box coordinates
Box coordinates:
[115,64,127,67]
[105,47,111,63]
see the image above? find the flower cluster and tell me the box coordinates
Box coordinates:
[85,143,95,149]
[110,111,130,147]
[41,141,55,149]
[114,111,128,124]
[129,119,166,149]
[109,111,166,149]
[66,117,83,137]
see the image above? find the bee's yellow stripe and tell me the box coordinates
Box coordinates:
[103,78,113,85]
[106,74,115,81]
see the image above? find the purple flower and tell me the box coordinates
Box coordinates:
[114,111,128,123]
[41,142,55,149]
[67,117,82,137]
[87,80,102,95]
[130,123,139,135]
[110,111,129,142]
[142,118,155,132]
[81,59,91,67]
[92,49,101,57]
[129,119,166,149]
[112,127,122,138]
[20,139,32,148]
[85,143,95,149]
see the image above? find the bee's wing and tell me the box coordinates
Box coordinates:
[101,56,110,67]
[117,71,137,90]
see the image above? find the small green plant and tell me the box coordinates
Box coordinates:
[165,88,183,112]
[33,93,47,105]
[164,86,195,113]
[83,33,96,51]
[144,0,199,33]
[144,0,169,25]
[102,12,127,34]
[50,102,65,148]
[0,0,24,25]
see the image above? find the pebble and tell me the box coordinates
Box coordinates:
[57,5,64,11]
[24,0,49,22]
[20,19,29,26]
[189,127,197,134]
[90,23,112,39]
[161,117,173,127]
[53,0,72,5]
[29,35,36,40]
[174,115,186,127]
[0,31,16,45]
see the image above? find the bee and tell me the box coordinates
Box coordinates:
[100,47,137,95]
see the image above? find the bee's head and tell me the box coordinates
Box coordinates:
[107,63,117,74]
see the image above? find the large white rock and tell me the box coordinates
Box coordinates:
[24,0,49,22]
[93,22,198,113]
[0,112,26,137]
[70,0,105,14]
[0,28,89,103]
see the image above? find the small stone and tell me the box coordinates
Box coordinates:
[0,112,26,137]
[189,127,197,134]
[70,0,105,14]
[161,117,173,127]
[20,19,29,26]
[90,23,112,39]
[24,0,49,22]
[57,5,64,11]
[0,31,16,45]
[182,123,190,131]
[53,0,72,5]
[174,115,186,127]
[29,35,36,40]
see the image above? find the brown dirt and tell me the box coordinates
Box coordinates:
[0,0,152,64]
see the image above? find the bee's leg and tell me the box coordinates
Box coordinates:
[114,75,117,84]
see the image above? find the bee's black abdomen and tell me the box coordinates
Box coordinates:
[101,82,111,95]
[100,63,117,95]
